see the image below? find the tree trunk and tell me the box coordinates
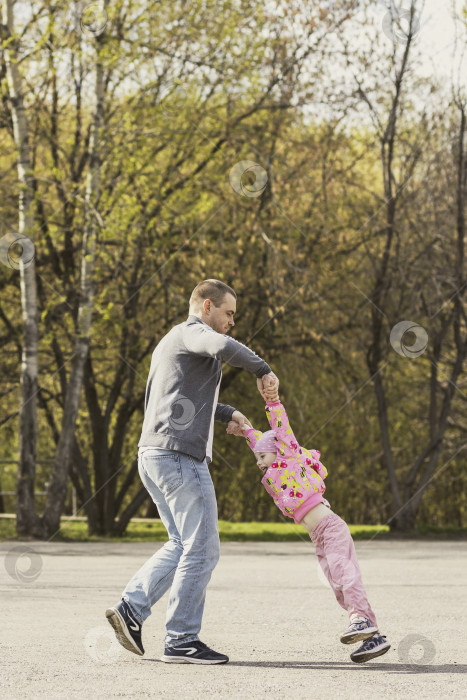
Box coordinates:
[396,99,467,529]
[391,505,417,533]
[71,439,99,535]
[144,500,159,518]
[37,385,99,533]
[2,0,42,537]
[112,487,150,537]
[41,19,107,538]
[362,17,416,531]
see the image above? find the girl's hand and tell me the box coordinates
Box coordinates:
[226,420,246,436]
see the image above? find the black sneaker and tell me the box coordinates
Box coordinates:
[161,640,229,665]
[105,599,144,656]
[350,633,390,663]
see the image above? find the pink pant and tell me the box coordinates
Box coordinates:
[310,512,377,628]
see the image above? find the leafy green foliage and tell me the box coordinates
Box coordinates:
[1,0,466,534]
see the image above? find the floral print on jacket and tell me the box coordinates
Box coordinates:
[244,401,328,520]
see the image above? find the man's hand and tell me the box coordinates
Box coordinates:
[257,372,279,402]
[226,420,245,436]
[231,410,253,431]
[262,371,279,389]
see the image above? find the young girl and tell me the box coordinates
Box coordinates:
[227,383,390,664]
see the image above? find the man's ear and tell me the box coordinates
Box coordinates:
[202,298,211,314]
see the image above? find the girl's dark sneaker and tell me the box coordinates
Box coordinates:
[105,599,144,656]
[161,640,229,664]
[340,616,378,644]
[350,634,391,663]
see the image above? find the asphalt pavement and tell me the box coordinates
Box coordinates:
[1,539,466,699]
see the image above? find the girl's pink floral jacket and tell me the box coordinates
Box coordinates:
[244,400,328,524]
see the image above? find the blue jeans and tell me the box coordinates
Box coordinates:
[122,448,220,647]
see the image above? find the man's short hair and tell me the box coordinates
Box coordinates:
[189,279,236,312]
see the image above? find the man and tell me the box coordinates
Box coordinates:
[106,279,278,665]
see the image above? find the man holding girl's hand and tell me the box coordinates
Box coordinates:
[106,279,279,665]
[226,375,280,439]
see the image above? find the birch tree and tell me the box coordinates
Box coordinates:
[41,0,108,537]
[1,0,41,536]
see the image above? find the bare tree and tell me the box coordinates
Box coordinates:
[349,1,466,529]
[41,1,109,537]
[1,0,41,536]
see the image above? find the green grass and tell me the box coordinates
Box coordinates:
[2,517,466,542]
[0,517,388,542]
[217,521,391,541]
